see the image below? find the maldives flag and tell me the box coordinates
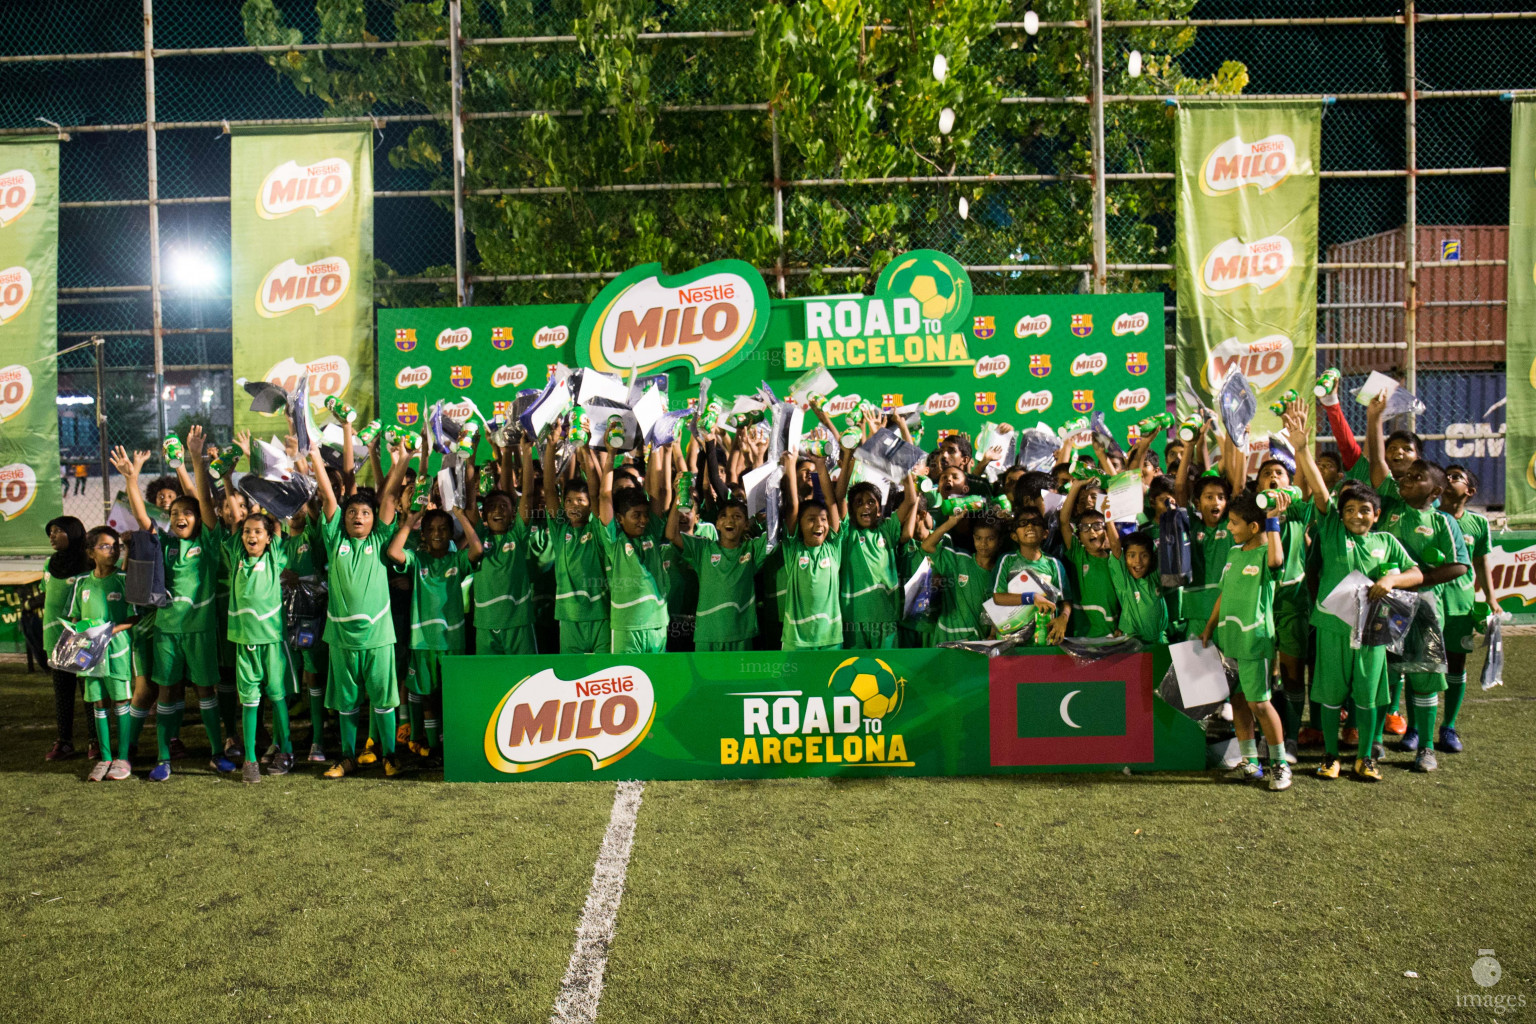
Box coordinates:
[988,652,1154,766]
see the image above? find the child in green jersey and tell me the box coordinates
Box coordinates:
[462,438,538,656]
[1201,492,1291,791]
[838,476,916,649]
[1438,464,1493,754]
[1110,531,1168,644]
[281,503,332,762]
[1182,475,1233,642]
[1060,477,1121,638]
[1293,433,1423,781]
[780,450,845,651]
[920,510,1006,643]
[597,442,676,654]
[112,440,235,780]
[71,526,139,781]
[669,496,771,651]
[312,437,411,779]
[533,439,609,654]
[42,515,88,762]
[1375,458,1469,772]
[388,504,483,767]
[991,510,1069,644]
[224,511,293,782]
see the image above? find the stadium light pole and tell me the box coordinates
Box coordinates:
[143,0,167,464]
[1089,0,1107,295]
[450,0,468,307]
[1403,0,1418,430]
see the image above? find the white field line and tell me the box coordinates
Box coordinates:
[550,779,646,1024]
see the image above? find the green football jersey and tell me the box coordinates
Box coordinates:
[682,532,769,644]
[929,544,993,641]
[900,539,938,641]
[282,527,321,579]
[780,528,844,648]
[1444,509,1489,618]
[1378,498,1468,615]
[473,515,535,630]
[320,507,396,649]
[1215,543,1278,661]
[43,569,80,651]
[1109,559,1168,644]
[1308,511,1416,636]
[156,526,220,635]
[993,550,1067,636]
[227,542,290,646]
[1064,543,1121,638]
[598,518,671,632]
[1273,496,1315,612]
[840,516,902,624]
[403,547,474,651]
[530,514,608,622]
[670,522,717,620]
[1191,516,1233,587]
[68,571,133,679]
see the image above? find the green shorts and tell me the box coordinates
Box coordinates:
[1398,669,1448,695]
[326,646,398,711]
[843,621,899,649]
[696,639,751,652]
[235,643,290,704]
[130,621,154,680]
[1311,630,1389,709]
[152,631,220,689]
[559,619,611,655]
[1231,657,1273,703]
[782,641,842,652]
[477,626,536,656]
[612,627,668,654]
[407,649,460,695]
[1180,586,1220,639]
[1274,589,1309,659]
[1443,614,1480,656]
[83,675,130,703]
[300,639,327,676]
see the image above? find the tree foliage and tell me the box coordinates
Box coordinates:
[240,0,1246,303]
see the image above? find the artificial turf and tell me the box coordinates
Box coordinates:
[2,640,1532,1023]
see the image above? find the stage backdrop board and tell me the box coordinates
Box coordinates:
[442,648,1207,783]
[378,262,1164,452]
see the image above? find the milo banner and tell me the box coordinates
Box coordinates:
[379,251,1166,448]
[231,126,373,436]
[442,649,1206,783]
[0,139,61,556]
[1175,101,1321,452]
[1505,99,1536,522]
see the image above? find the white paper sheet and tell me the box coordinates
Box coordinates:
[1354,370,1399,406]
[1169,639,1230,707]
[577,369,630,407]
[1321,570,1371,623]
[741,461,782,517]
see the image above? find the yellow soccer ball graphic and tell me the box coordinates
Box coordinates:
[830,656,904,720]
[889,256,962,322]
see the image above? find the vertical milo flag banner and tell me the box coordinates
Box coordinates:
[1506,99,1536,523]
[231,126,373,436]
[1175,101,1321,450]
[0,139,61,556]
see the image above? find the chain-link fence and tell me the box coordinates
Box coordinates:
[2,0,1532,523]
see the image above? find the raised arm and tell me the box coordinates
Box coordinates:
[386,509,422,566]
[109,447,154,531]
[453,507,484,563]
[518,438,536,525]
[780,450,799,537]
[187,426,220,530]
[340,418,356,492]
[1366,392,1389,488]
[597,445,616,526]
[310,443,339,519]
[921,511,960,555]
[1264,498,1286,570]
[377,437,413,526]
[817,455,841,534]
[1221,429,1246,497]
[1286,405,1331,515]
[1060,477,1086,552]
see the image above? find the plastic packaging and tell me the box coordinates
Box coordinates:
[1058,634,1144,663]
[49,620,115,676]
[1215,368,1257,449]
[1089,411,1126,462]
[1157,505,1193,589]
[1352,586,1419,653]
[1017,426,1061,474]
[1480,611,1504,690]
[283,577,328,651]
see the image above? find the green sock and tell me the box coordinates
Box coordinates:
[1412,694,1438,747]
[1355,705,1379,759]
[1388,674,1404,716]
[93,707,112,758]
[115,705,134,761]
[375,709,397,757]
[1321,705,1343,758]
[155,703,175,761]
[425,713,440,751]
[308,687,326,744]
[242,705,259,764]
[126,704,149,755]
[217,683,239,742]
[198,697,224,753]
[408,694,425,746]
[271,697,292,754]
[1309,700,1322,728]
[1444,674,1467,730]
[1238,738,1259,764]
[338,709,359,758]
[168,701,186,748]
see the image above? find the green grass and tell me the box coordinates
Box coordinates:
[3,643,1534,1024]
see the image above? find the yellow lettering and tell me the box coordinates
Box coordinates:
[863,734,885,761]
[720,737,740,765]
[926,335,946,363]
[888,734,908,762]
[847,339,865,366]
[805,735,822,763]
[825,338,844,366]
[804,340,824,367]
[739,737,760,764]
[784,736,803,763]
[904,335,923,363]
[784,341,804,369]
[888,336,904,364]
[825,737,842,763]
[948,333,969,362]
[762,736,782,763]
[843,735,862,762]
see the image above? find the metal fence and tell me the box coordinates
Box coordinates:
[2,0,1533,523]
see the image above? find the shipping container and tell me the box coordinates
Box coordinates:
[1323,225,1507,375]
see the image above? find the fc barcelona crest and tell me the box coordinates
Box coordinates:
[491,326,514,350]
[1029,354,1051,378]
[492,401,513,419]
[881,393,903,411]
[1126,351,1148,375]
[972,315,995,340]
[974,391,997,415]
[1071,389,1094,413]
[396,402,419,426]
[1070,314,1093,337]
[394,327,417,352]
[450,365,473,389]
